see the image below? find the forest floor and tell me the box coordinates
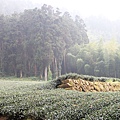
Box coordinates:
[0,78,120,120]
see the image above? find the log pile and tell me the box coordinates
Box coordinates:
[57,79,120,92]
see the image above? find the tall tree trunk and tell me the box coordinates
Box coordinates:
[1,41,4,74]
[54,58,58,79]
[44,66,47,81]
[40,69,43,80]
[24,48,27,77]
[20,70,23,78]
[58,61,61,77]
[28,61,31,76]
[40,74,43,80]
[63,49,66,74]
[52,58,57,79]
[14,67,17,77]
[34,64,37,77]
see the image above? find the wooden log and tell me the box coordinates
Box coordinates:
[58,83,73,88]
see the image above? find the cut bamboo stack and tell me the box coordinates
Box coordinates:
[57,79,120,92]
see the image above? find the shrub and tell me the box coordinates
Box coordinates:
[56,73,120,83]
[1,79,120,119]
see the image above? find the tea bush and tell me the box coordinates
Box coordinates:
[0,79,120,119]
[57,73,120,83]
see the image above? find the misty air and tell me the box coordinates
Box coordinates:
[0,0,120,120]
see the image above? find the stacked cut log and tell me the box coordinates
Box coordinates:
[57,79,120,92]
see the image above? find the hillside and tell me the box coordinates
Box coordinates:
[85,16,120,42]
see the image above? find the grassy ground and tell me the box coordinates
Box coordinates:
[0,78,120,120]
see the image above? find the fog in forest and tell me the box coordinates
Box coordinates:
[1,1,120,119]
[0,0,120,79]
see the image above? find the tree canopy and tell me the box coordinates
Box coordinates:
[65,39,120,78]
[0,5,89,80]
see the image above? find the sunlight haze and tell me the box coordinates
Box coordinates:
[32,0,120,20]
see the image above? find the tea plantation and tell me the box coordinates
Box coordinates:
[0,77,120,120]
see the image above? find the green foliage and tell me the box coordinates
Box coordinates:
[84,64,91,75]
[0,5,88,79]
[0,76,40,81]
[77,58,84,74]
[65,40,120,78]
[0,79,120,120]
[56,73,120,83]
[66,53,77,73]
[94,69,100,76]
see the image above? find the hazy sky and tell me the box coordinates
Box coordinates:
[32,0,120,20]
